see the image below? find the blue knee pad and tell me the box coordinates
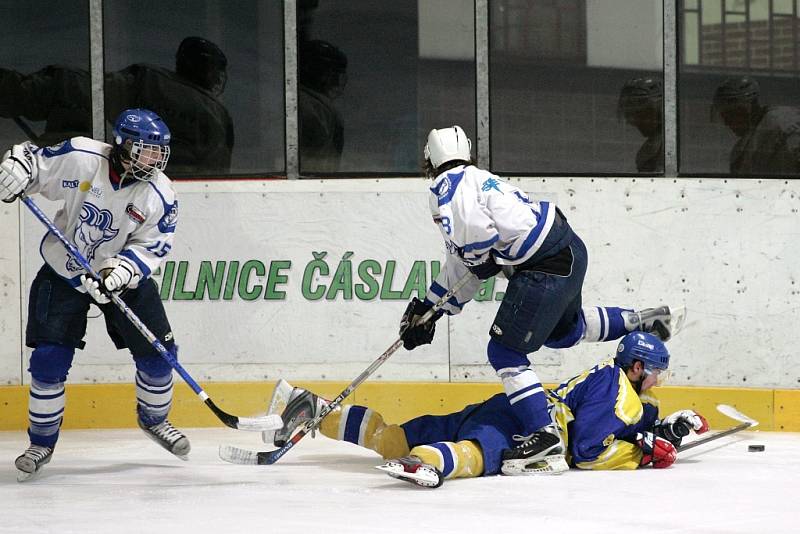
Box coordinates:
[29,343,75,383]
[132,341,176,379]
[487,339,530,371]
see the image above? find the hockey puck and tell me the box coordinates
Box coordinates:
[748,444,765,452]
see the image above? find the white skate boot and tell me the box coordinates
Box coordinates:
[376,456,444,488]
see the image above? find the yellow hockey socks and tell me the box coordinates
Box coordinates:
[319,405,410,460]
[410,440,484,480]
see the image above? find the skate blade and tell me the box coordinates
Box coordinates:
[16,469,39,483]
[501,454,569,476]
[375,464,441,488]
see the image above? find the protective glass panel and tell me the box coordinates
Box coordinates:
[490,0,665,175]
[0,1,91,149]
[297,0,476,175]
[679,0,800,176]
[104,0,285,178]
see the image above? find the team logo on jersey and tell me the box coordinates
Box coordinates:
[77,181,102,198]
[602,434,615,447]
[126,203,146,224]
[433,176,451,199]
[62,180,79,189]
[481,177,502,193]
[66,203,119,273]
[158,200,178,233]
[491,324,503,336]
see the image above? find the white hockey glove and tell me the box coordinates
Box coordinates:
[80,257,141,304]
[654,409,710,446]
[0,146,33,202]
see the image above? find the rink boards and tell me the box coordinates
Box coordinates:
[1,177,798,429]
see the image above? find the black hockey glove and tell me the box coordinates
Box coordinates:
[466,253,501,280]
[399,297,442,350]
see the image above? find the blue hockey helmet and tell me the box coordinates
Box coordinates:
[112,108,171,181]
[615,331,670,372]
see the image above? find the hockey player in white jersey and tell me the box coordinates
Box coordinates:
[0,108,188,481]
[399,125,680,476]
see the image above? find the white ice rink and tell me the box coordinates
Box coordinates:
[0,428,797,534]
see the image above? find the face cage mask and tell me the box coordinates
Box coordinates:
[126,139,171,181]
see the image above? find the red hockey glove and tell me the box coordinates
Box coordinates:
[636,431,677,469]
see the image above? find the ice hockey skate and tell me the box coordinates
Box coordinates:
[624,305,686,342]
[15,444,54,482]
[501,425,569,475]
[138,419,191,460]
[375,456,444,488]
[273,385,330,447]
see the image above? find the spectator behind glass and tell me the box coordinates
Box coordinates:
[0,65,91,145]
[105,36,234,177]
[298,39,347,173]
[618,77,664,173]
[711,76,800,177]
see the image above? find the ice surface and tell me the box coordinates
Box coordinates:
[0,428,797,534]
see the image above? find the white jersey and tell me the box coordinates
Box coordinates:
[21,137,177,290]
[426,164,557,315]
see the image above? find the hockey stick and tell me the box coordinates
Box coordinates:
[21,195,282,432]
[677,404,758,452]
[220,271,476,465]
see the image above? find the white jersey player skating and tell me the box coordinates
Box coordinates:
[27,136,177,288]
[399,125,684,476]
[0,108,189,481]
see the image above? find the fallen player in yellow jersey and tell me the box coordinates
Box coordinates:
[269,331,708,488]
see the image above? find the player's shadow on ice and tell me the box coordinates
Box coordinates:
[293,453,381,473]
[5,462,183,483]
[679,437,747,461]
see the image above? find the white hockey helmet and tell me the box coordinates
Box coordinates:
[423,125,472,169]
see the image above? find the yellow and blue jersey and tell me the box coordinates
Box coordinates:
[549,358,659,470]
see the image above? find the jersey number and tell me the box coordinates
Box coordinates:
[146,241,172,258]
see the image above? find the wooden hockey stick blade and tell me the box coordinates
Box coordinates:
[677,421,752,452]
[716,404,760,428]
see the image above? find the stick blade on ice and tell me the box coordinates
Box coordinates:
[219,445,261,465]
